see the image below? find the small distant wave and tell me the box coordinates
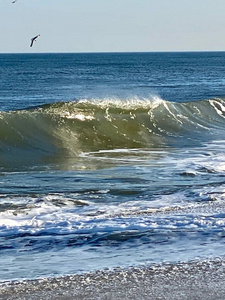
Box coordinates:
[1,97,225,170]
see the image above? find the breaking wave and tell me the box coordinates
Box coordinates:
[1,97,225,169]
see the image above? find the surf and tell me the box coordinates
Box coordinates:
[1,97,225,170]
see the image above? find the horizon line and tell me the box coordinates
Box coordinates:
[1,50,225,55]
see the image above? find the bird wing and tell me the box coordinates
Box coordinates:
[30,39,34,47]
[30,35,40,47]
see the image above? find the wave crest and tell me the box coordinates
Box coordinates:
[1,97,225,169]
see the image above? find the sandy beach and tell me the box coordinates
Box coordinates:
[0,259,225,300]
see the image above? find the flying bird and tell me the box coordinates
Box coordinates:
[12,0,17,3]
[30,34,40,47]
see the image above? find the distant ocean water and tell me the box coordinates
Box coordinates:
[1,52,225,281]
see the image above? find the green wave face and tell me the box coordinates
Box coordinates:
[0,97,225,170]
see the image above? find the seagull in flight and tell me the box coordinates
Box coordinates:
[30,34,40,47]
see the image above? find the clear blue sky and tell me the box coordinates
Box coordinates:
[1,0,225,53]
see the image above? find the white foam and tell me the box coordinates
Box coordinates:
[0,188,219,238]
[209,99,225,118]
[78,95,165,110]
[65,113,94,121]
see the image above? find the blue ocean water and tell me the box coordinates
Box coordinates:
[1,52,225,281]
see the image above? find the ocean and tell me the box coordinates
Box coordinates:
[1,52,225,283]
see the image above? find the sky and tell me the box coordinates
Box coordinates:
[1,0,225,53]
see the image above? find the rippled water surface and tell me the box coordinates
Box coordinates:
[1,52,225,281]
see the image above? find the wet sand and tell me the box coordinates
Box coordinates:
[0,259,225,300]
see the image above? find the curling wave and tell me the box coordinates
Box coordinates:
[1,97,225,169]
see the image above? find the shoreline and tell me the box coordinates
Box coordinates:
[1,259,225,300]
